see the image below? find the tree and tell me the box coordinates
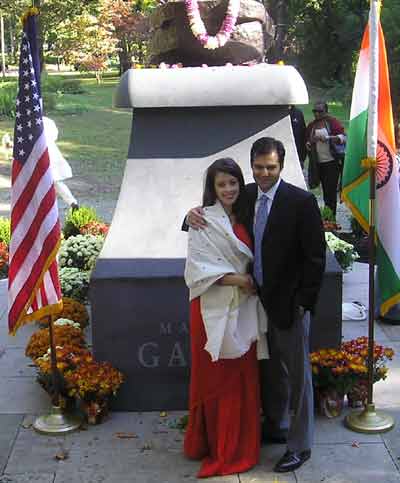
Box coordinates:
[53,11,118,81]
[100,0,156,74]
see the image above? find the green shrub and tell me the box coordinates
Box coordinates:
[59,267,90,303]
[59,234,104,271]
[63,205,100,239]
[320,206,335,222]
[59,79,86,94]
[0,217,11,246]
[42,76,86,95]
[0,85,17,118]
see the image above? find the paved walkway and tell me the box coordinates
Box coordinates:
[1,263,400,482]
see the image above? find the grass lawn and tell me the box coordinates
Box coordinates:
[0,74,131,198]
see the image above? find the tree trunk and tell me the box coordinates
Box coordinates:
[264,0,287,62]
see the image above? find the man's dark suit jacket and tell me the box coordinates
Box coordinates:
[244,180,326,330]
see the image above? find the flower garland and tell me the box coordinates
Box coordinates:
[185,0,240,50]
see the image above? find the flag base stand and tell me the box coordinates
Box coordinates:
[344,403,395,434]
[33,405,83,435]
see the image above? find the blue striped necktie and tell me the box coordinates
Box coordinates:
[253,194,269,286]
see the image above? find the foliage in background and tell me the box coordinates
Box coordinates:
[0,85,18,118]
[286,1,365,93]
[42,76,86,95]
[0,242,9,279]
[63,206,100,239]
[100,0,156,73]
[0,217,11,246]
[52,11,118,82]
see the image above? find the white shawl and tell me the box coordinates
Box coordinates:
[184,201,268,361]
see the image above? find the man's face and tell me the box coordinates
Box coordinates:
[251,151,282,192]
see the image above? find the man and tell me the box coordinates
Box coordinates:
[289,105,307,168]
[187,137,326,473]
[306,101,346,216]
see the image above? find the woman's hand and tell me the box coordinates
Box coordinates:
[217,273,256,294]
[187,207,206,230]
[237,274,257,295]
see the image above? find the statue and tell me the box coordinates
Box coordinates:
[148,0,274,66]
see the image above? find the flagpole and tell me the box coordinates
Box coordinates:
[345,0,394,433]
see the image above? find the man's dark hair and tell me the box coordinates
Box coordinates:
[250,137,285,169]
[202,157,249,224]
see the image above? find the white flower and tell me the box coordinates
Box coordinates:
[204,37,219,50]
[54,318,81,330]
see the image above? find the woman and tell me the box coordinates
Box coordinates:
[184,158,268,478]
[306,101,346,216]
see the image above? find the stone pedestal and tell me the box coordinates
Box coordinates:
[90,65,342,410]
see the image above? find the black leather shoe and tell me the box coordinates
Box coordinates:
[274,449,311,473]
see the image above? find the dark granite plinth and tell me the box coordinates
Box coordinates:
[91,260,190,411]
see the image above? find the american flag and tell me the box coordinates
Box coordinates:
[8,11,62,335]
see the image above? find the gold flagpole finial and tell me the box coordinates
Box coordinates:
[20,7,39,25]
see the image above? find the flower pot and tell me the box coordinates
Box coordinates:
[316,388,344,418]
[80,399,109,424]
[347,380,368,408]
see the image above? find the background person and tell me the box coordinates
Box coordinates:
[306,101,346,217]
[289,105,307,169]
[43,116,78,210]
[184,157,268,478]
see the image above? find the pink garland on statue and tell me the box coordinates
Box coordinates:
[185,0,240,50]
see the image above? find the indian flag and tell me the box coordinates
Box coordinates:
[342,1,400,315]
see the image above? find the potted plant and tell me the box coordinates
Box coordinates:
[310,338,394,417]
[342,337,394,407]
[325,231,359,272]
[64,359,124,424]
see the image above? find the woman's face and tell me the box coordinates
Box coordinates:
[214,171,240,210]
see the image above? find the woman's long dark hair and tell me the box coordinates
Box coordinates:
[202,157,249,224]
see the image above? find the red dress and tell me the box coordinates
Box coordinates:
[184,223,260,478]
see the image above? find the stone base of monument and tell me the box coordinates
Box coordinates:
[91,250,341,411]
[90,65,343,411]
